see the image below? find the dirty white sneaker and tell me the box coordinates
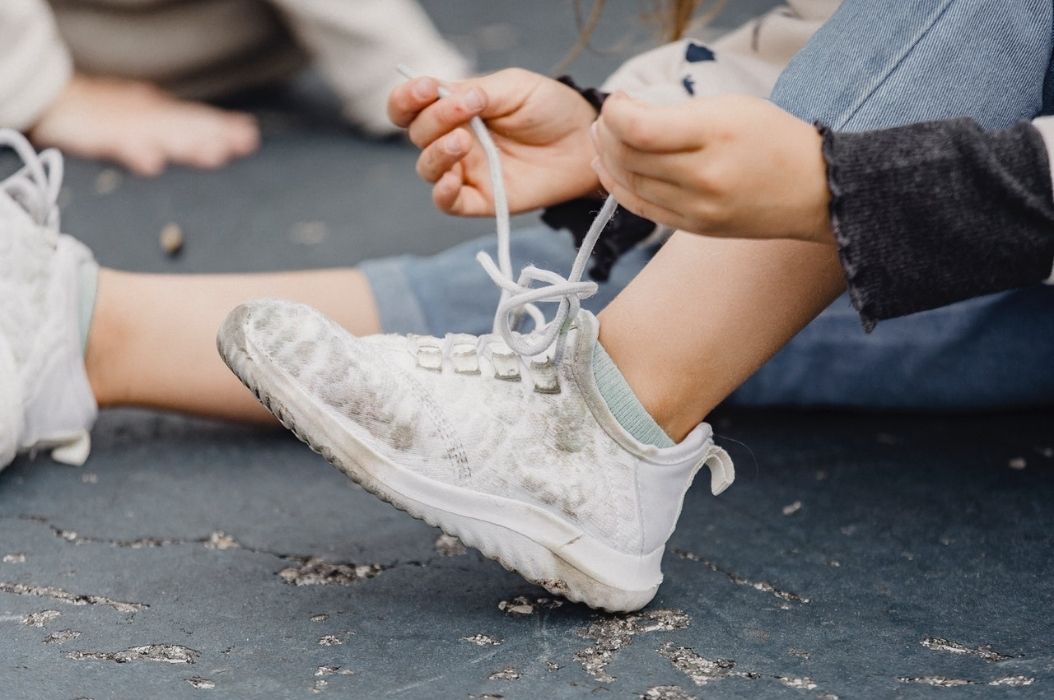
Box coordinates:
[219,302,733,611]
[0,130,97,469]
[220,74,733,610]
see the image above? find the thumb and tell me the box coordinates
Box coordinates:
[599,92,704,153]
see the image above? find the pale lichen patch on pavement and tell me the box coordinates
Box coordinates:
[989,676,1035,687]
[641,685,697,700]
[0,581,146,614]
[66,645,200,664]
[658,642,758,686]
[318,635,344,647]
[497,596,563,616]
[575,609,690,683]
[920,637,1012,662]
[462,633,502,646]
[44,629,81,644]
[278,557,383,586]
[777,676,817,690]
[488,666,521,681]
[21,609,60,627]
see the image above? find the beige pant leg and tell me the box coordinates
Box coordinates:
[266,0,471,135]
[49,0,306,99]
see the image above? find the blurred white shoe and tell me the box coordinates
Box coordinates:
[0,129,97,470]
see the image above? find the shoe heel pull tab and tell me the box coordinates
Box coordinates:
[50,430,91,466]
[704,445,735,496]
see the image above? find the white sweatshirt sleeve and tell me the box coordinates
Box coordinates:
[1029,115,1054,283]
[0,0,73,131]
[268,0,470,136]
[602,0,838,105]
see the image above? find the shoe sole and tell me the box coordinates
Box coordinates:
[219,314,661,612]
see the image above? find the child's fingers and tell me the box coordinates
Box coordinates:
[432,169,491,216]
[614,169,698,220]
[591,120,684,184]
[594,159,686,231]
[416,128,470,183]
[600,93,702,153]
[388,76,440,128]
[406,87,486,149]
[432,171,461,212]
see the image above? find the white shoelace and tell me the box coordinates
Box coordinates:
[0,129,63,232]
[397,67,619,360]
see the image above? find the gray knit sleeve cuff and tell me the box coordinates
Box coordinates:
[821,119,1054,331]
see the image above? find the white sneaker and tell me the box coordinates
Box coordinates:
[219,301,733,611]
[221,75,733,610]
[0,130,97,469]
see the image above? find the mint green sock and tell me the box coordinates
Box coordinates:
[592,343,675,448]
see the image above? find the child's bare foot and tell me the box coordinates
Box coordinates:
[29,75,260,176]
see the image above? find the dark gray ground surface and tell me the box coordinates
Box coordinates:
[2,2,1053,698]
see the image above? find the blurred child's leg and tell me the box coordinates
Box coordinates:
[30,0,291,174]
[87,268,380,422]
[266,0,470,135]
[731,286,1054,410]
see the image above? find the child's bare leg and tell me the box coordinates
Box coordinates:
[30,75,260,176]
[598,232,846,441]
[86,268,381,422]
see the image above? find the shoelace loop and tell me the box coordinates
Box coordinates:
[0,130,64,233]
[397,66,618,360]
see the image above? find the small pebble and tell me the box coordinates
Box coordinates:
[94,169,122,195]
[160,223,184,256]
[782,500,802,516]
[462,634,502,646]
[488,666,521,681]
[1008,457,1027,470]
[290,221,329,246]
[435,533,467,557]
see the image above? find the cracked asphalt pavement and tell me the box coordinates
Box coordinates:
[2,1,1052,697]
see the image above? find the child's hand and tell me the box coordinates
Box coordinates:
[591,93,833,244]
[29,75,260,177]
[388,69,599,216]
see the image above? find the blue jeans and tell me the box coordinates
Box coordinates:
[362,0,1054,410]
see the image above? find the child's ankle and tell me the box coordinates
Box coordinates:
[591,341,675,448]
